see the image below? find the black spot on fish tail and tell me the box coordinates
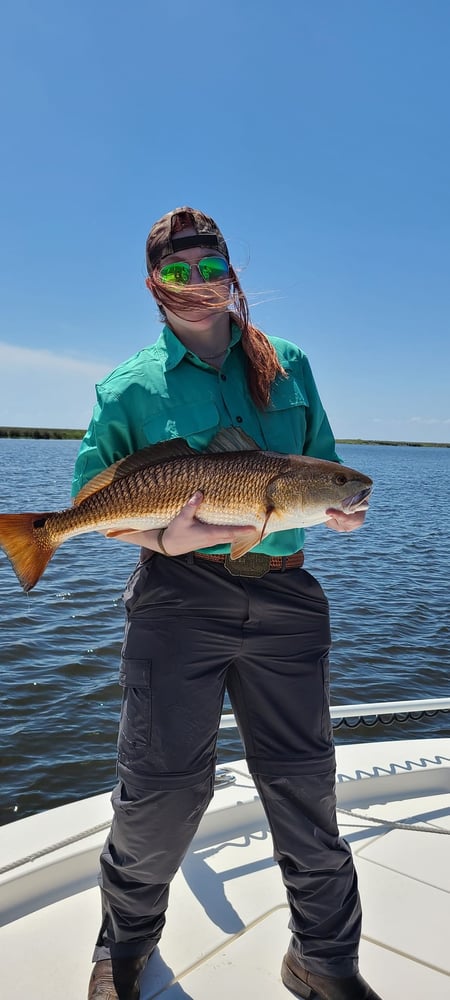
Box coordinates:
[33,516,49,528]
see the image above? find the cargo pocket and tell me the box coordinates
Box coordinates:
[321,654,333,744]
[117,658,152,765]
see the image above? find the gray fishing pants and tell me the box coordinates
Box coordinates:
[93,552,361,977]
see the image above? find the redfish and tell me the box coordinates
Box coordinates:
[0,428,372,591]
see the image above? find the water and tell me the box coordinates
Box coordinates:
[0,439,449,826]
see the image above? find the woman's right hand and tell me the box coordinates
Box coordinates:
[157,491,254,555]
[104,491,255,554]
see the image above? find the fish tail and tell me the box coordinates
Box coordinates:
[0,513,56,591]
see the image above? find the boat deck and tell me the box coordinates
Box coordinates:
[1,738,450,999]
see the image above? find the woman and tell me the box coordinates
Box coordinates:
[75,207,381,1000]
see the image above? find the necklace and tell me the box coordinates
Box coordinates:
[198,347,228,361]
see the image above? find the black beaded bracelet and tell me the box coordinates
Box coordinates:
[157,527,171,557]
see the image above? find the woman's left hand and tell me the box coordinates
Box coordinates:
[325,508,368,533]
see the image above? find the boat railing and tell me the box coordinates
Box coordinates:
[1,697,449,894]
[219,697,450,731]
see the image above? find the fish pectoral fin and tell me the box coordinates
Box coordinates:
[205,427,260,453]
[73,439,196,506]
[260,505,275,541]
[230,528,261,560]
[230,504,275,560]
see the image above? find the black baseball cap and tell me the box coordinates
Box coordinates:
[146,206,229,273]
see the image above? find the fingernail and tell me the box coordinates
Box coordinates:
[188,491,202,504]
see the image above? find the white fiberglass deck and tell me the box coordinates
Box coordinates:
[1,738,449,1000]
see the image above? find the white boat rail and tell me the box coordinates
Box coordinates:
[219,696,450,729]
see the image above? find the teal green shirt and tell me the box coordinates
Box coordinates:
[72,323,340,555]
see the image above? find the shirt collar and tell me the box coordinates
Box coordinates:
[155,321,242,372]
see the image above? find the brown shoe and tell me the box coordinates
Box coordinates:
[88,961,118,1000]
[281,948,383,1000]
[88,956,148,1000]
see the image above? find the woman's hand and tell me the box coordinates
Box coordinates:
[158,491,254,555]
[104,491,254,554]
[325,508,368,533]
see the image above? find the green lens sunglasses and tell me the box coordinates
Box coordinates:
[159,256,229,285]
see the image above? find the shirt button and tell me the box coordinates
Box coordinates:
[236,416,243,423]
[220,373,227,381]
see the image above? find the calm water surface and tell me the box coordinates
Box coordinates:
[0,439,449,824]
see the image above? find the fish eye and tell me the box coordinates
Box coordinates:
[335,473,348,486]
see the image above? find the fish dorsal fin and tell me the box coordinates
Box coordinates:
[73,439,196,506]
[206,427,260,453]
[72,429,259,507]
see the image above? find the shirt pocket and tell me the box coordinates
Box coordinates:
[258,374,309,453]
[117,658,152,764]
[142,400,220,449]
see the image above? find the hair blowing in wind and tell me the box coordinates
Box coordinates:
[145,208,286,409]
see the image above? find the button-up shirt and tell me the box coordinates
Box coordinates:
[71,323,340,555]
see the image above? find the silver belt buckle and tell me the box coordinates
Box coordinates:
[224,552,271,578]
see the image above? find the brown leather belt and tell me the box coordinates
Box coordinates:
[194,549,304,578]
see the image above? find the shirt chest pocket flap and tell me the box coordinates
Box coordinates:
[258,375,309,451]
[269,375,309,411]
[143,400,220,446]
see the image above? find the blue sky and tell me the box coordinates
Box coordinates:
[0,1,449,441]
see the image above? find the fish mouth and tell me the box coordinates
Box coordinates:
[342,486,372,512]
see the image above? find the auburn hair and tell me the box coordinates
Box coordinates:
[146,209,285,409]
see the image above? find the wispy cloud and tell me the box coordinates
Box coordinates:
[0,342,111,379]
[0,341,113,428]
[409,416,450,426]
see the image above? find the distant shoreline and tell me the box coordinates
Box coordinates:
[0,427,449,448]
[0,427,86,440]
[338,438,450,448]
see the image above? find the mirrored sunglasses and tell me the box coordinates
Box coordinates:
[159,256,229,286]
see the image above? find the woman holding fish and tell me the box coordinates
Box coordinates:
[0,207,379,1000]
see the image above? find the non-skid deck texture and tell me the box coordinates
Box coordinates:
[1,740,449,999]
